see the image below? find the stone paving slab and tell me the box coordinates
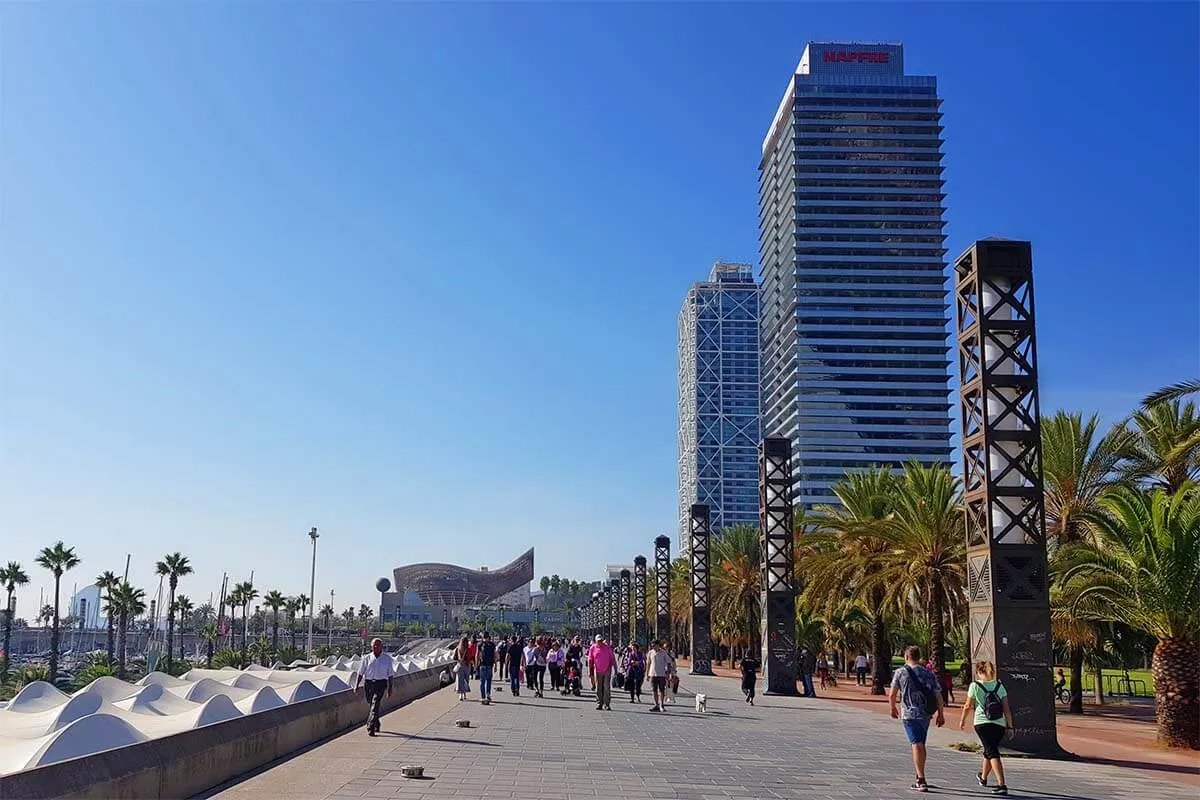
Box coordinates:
[207,674,1197,800]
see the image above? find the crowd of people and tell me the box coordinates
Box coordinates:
[447,632,681,712]
[375,634,1016,795]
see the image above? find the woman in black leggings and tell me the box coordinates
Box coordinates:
[958,660,1014,796]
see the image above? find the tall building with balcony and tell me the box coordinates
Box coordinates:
[677,261,761,548]
[759,42,954,510]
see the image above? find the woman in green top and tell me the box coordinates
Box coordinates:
[957,660,1014,796]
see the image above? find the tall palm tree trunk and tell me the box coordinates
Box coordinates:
[49,575,62,683]
[206,637,214,668]
[1152,636,1200,748]
[165,582,177,672]
[929,583,946,675]
[241,603,250,666]
[272,612,279,651]
[105,610,115,666]
[2,596,12,683]
[1068,643,1085,714]
[870,589,890,695]
[117,614,129,679]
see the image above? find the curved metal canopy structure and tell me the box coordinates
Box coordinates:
[392,548,534,606]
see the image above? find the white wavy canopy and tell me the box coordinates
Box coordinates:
[0,644,454,776]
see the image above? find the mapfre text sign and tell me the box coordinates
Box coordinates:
[823,51,891,64]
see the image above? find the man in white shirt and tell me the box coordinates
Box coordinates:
[354,638,393,736]
[646,640,673,713]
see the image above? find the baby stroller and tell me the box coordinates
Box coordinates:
[562,657,583,696]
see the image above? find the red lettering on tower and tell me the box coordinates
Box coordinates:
[822,51,891,64]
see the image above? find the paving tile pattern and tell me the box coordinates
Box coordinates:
[210,674,1197,800]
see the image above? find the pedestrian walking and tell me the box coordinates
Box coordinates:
[889,645,945,793]
[646,640,672,712]
[523,639,538,691]
[507,636,523,696]
[453,637,472,701]
[667,647,679,703]
[475,631,496,703]
[354,638,393,736]
[588,634,615,711]
[532,639,548,697]
[740,653,760,705]
[958,660,1013,796]
[547,640,565,690]
[497,637,509,682]
[855,651,869,686]
[799,646,817,697]
[623,641,646,703]
[940,666,956,706]
[817,652,830,689]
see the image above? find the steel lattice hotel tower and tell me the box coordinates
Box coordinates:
[759,43,953,509]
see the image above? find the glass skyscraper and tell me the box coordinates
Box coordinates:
[677,262,761,548]
[759,42,953,510]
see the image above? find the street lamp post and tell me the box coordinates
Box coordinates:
[328,588,335,648]
[307,527,319,656]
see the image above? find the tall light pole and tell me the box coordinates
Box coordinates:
[328,588,335,648]
[307,527,319,656]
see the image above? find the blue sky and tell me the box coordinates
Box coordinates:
[1,3,1196,622]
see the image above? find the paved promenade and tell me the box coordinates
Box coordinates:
[206,674,1197,800]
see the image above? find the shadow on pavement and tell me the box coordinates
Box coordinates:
[376,732,498,747]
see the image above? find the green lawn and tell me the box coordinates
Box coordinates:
[881,659,1154,696]
[1060,667,1154,697]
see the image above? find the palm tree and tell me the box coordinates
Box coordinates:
[232,581,257,665]
[550,575,561,597]
[1,562,30,682]
[342,607,355,629]
[172,595,193,664]
[225,585,243,657]
[154,553,193,672]
[711,524,762,661]
[1120,400,1200,494]
[94,571,120,667]
[869,463,965,678]
[799,466,898,694]
[285,597,302,651]
[1143,379,1200,407]
[297,594,310,639]
[1042,410,1130,713]
[199,620,219,668]
[35,541,80,683]
[1057,485,1200,748]
[540,576,551,594]
[263,590,286,650]
[111,581,147,678]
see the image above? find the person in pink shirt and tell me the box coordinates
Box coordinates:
[588,635,616,711]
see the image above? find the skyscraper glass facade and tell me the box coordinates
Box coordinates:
[759,42,953,510]
[677,262,761,548]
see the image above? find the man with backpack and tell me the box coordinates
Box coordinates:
[958,660,1014,796]
[889,645,945,793]
[475,631,496,703]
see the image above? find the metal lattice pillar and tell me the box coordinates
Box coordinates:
[618,570,631,647]
[956,239,1058,754]
[590,592,599,639]
[759,437,798,695]
[607,580,619,643]
[633,556,648,647]
[689,504,714,675]
[654,535,671,645]
[600,587,609,642]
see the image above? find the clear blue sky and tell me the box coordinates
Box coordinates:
[1,3,1196,622]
